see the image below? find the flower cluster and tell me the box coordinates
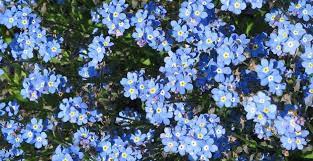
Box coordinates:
[244,92,309,150]
[57,97,103,125]
[131,2,169,51]
[0,101,54,160]
[221,0,266,14]
[289,0,313,21]
[120,47,198,123]
[91,0,130,36]
[21,65,70,101]
[255,59,286,96]
[51,127,154,161]
[0,4,63,62]
[0,0,313,160]
[161,114,225,160]
[145,102,186,125]
[78,34,114,78]
[0,100,19,116]
[275,108,309,150]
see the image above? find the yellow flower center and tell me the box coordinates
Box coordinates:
[287,41,294,47]
[22,19,27,25]
[147,35,153,40]
[48,82,54,87]
[113,12,119,17]
[51,47,57,52]
[223,52,229,58]
[134,137,140,142]
[70,111,76,116]
[220,96,227,102]
[127,80,133,84]
[102,145,108,151]
[206,38,212,44]
[179,81,186,87]
[197,133,203,139]
[111,24,116,29]
[149,88,156,94]
[263,67,269,73]
[295,4,302,9]
[33,125,38,129]
[9,17,14,23]
[296,139,301,144]
[156,108,162,113]
[195,10,200,16]
[234,2,241,8]
[253,44,258,50]
[129,88,135,94]
[178,31,184,36]
[122,152,127,158]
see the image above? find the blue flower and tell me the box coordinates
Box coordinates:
[265,9,289,28]
[0,102,6,116]
[29,118,43,133]
[52,146,74,161]
[175,74,193,94]
[98,140,112,155]
[120,72,140,100]
[73,127,98,148]
[302,59,313,75]
[246,0,264,9]
[191,3,208,20]
[221,0,247,14]
[57,97,95,125]
[171,21,188,42]
[281,135,296,150]
[268,83,286,96]
[161,114,222,160]
[212,85,233,108]
[248,32,268,57]
[5,101,19,116]
[145,102,173,125]
[214,63,231,82]
[283,38,300,54]
[78,66,98,78]
[131,9,148,27]
[21,67,70,101]
[21,129,35,144]
[197,29,217,51]
[1,7,18,29]
[254,122,274,139]
[34,132,48,149]
[216,45,234,65]
[0,37,8,52]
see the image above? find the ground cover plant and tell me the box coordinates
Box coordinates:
[0,0,313,160]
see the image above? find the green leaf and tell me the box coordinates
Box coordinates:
[245,22,254,36]
[141,58,151,66]
[304,153,313,159]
